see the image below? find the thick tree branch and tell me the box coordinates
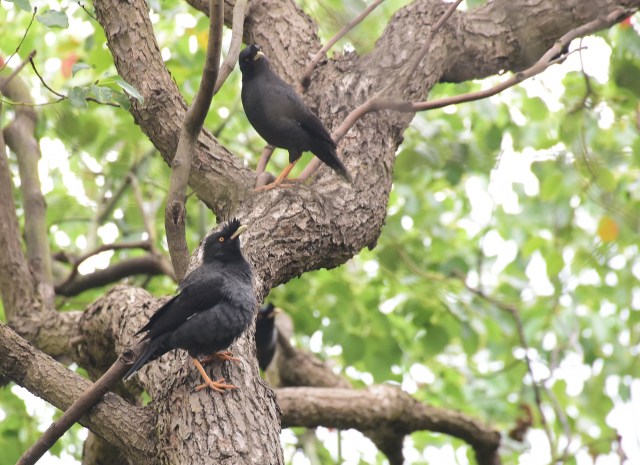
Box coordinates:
[277,386,501,465]
[2,64,54,307]
[387,6,633,112]
[442,0,639,82]
[299,4,633,181]
[0,323,155,464]
[165,0,224,280]
[0,86,42,335]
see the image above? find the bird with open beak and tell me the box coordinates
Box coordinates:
[125,219,256,393]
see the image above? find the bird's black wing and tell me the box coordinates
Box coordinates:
[135,268,224,340]
[274,81,337,148]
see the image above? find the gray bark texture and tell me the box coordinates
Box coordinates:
[2,0,639,465]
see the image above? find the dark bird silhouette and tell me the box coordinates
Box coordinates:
[239,44,352,189]
[255,303,279,371]
[124,219,256,392]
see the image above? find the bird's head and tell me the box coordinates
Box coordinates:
[239,44,268,76]
[203,219,248,263]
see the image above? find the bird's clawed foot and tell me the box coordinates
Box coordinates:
[195,376,238,393]
[254,160,299,191]
[192,357,238,394]
[255,177,302,192]
[201,350,241,364]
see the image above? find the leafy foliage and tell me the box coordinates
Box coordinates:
[1,0,639,464]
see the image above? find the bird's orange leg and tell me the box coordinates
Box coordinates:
[192,358,238,393]
[201,350,241,364]
[255,159,299,191]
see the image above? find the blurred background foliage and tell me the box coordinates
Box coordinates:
[1,0,639,464]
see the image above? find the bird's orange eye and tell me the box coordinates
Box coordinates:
[219,237,225,242]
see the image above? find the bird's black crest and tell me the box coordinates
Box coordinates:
[239,44,261,62]
[219,218,242,237]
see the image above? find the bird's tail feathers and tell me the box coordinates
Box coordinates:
[123,338,163,381]
[333,161,353,184]
[313,140,352,183]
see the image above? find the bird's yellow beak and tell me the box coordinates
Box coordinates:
[230,224,248,240]
[254,51,265,61]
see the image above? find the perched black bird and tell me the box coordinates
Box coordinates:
[255,303,278,371]
[239,44,352,189]
[124,219,256,393]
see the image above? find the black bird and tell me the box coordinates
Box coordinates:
[255,303,278,371]
[239,44,352,189]
[124,219,256,393]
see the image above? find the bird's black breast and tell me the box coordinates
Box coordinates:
[168,266,256,358]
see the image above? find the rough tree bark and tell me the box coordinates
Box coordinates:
[2,0,638,465]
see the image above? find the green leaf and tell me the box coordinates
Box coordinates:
[72,62,93,76]
[36,10,69,28]
[540,171,564,200]
[485,124,502,152]
[544,248,563,276]
[461,323,479,356]
[68,86,89,109]
[6,0,31,12]
[612,57,640,98]
[422,325,449,357]
[112,92,131,110]
[90,85,113,103]
[100,75,144,103]
[115,79,144,103]
[524,97,549,121]
[594,167,616,192]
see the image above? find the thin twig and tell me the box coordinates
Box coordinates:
[461,282,556,455]
[256,145,275,174]
[544,383,572,461]
[55,254,175,296]
[165,0,224,281]
[76,1,97,20]
[29,57,65,98]
[128,174,157,245]
[0,8,37,72]
[28,58,120,107]
[214,0,248,93]
[55,241,152,291]
[301,0,386,89]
